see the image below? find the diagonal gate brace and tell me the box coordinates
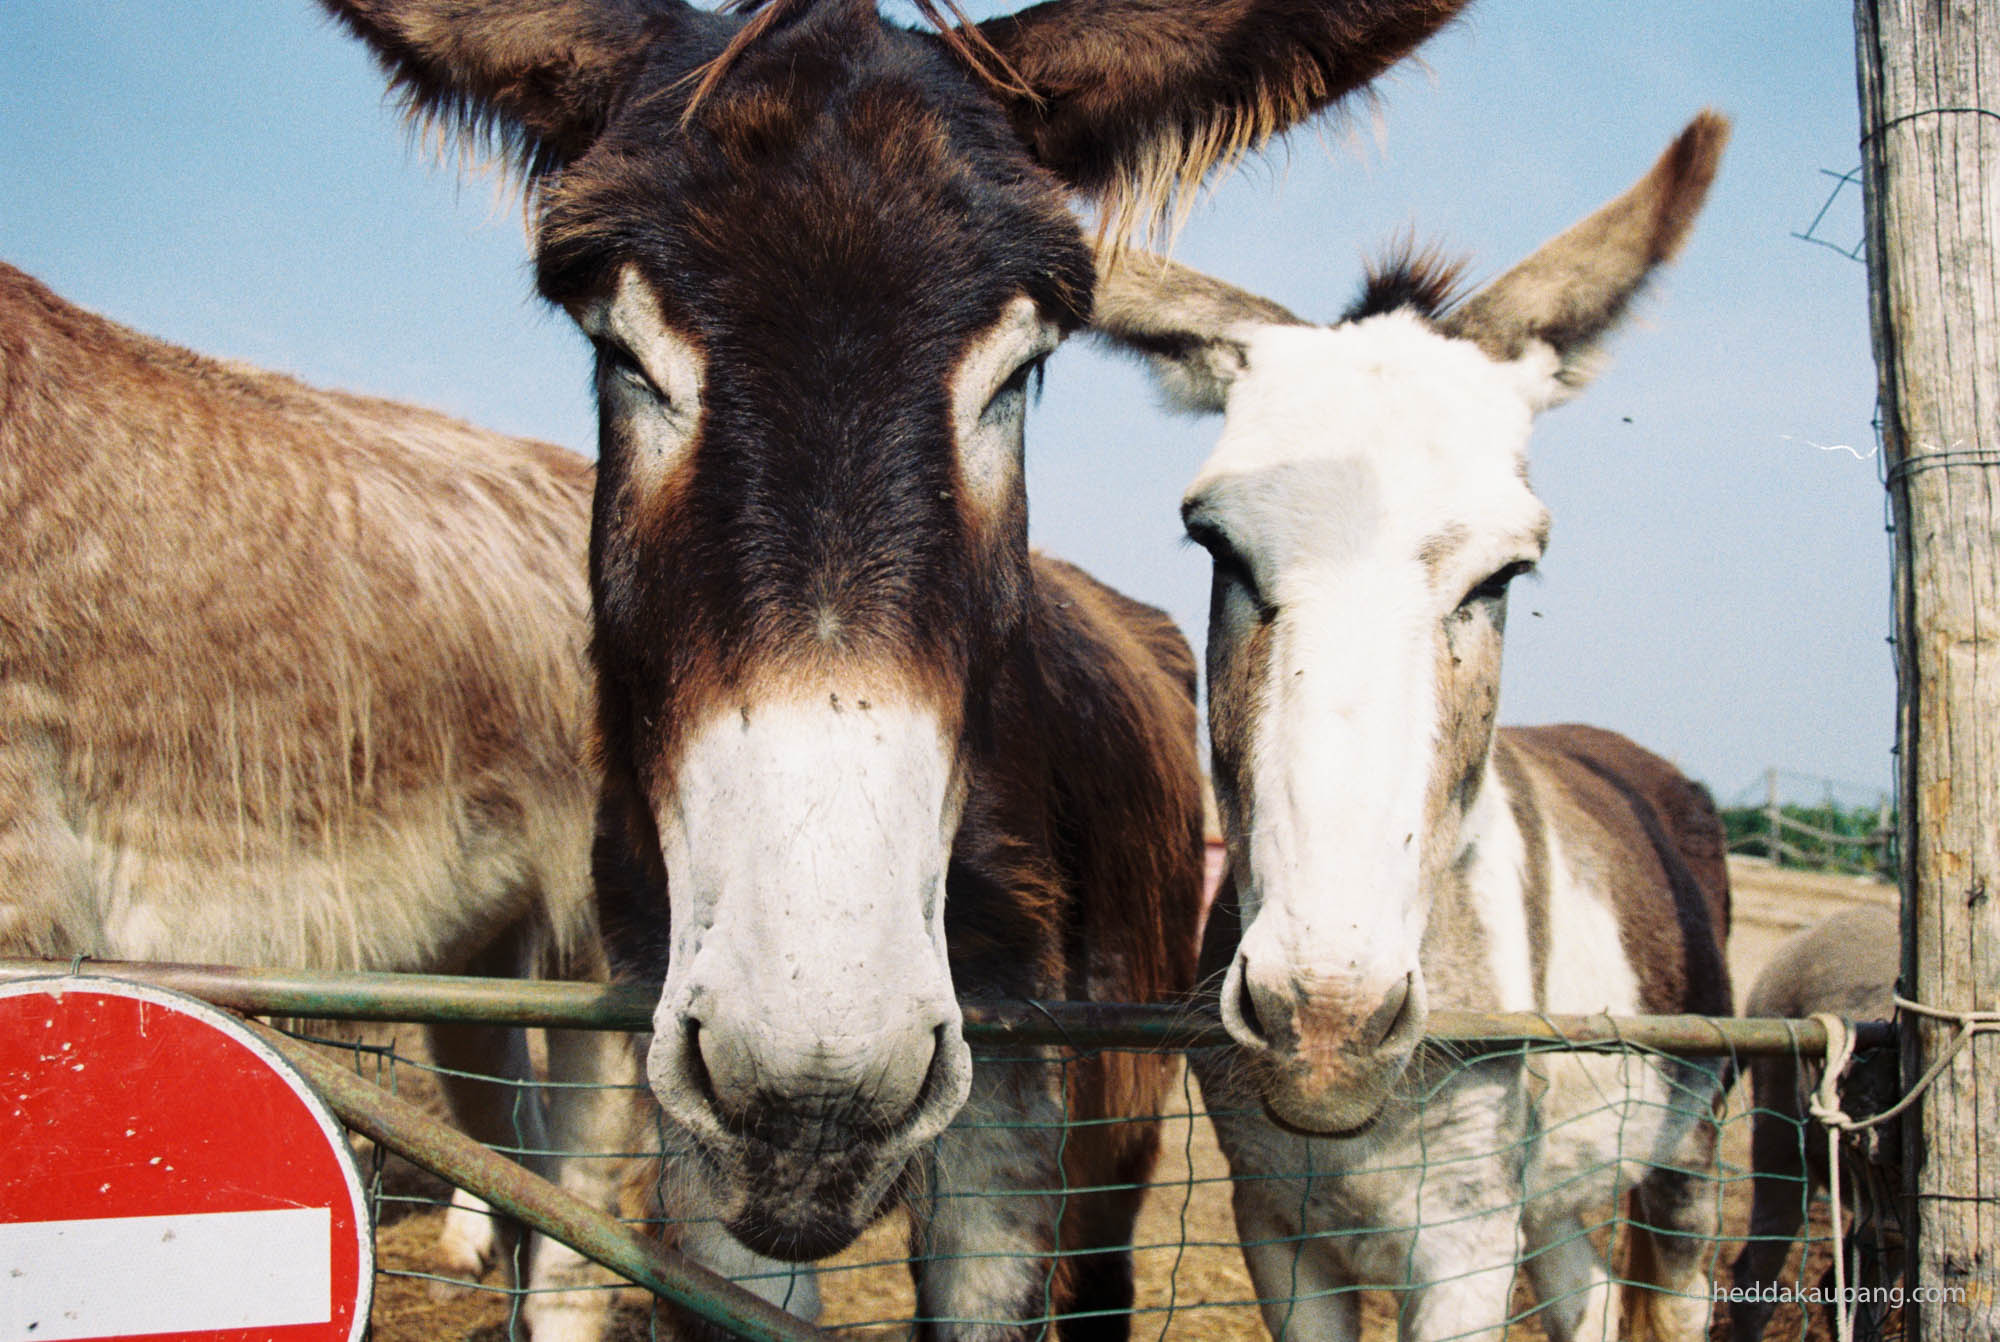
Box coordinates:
[245,1019,830,1342]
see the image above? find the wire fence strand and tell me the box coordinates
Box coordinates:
[0,960,1917,1342]
[290,1016,1903,1341]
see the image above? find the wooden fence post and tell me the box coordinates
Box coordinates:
[1764,766,1784,863]
[1853,2,2000,1335]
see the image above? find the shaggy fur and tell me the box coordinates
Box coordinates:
[0,261,635,1342]
[0,261,594,969]
[1344,237,1470,323]
[316,3,1469,1332]
[978,0,1472,239]
[322,0,1473,240]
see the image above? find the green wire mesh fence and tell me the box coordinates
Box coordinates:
[0,961,1907,1342]
[316,1035,1904,1342]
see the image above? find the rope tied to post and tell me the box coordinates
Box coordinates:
[1806,1013,1863,1342]
[1805,1000,2000,1342]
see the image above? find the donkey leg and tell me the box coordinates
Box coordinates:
[425,1014,545,1286]
[909,1057,1068,1342]
[420,920,555,1287]
[1230,1180,1359,1342]
[1625,1160,1723,1342]
[1051,1050,1182,1342]
[1053,1171,1151,1340]
[1396,1177,1525,1342]
[1391,1064,1532,1342]
[1728,1108,1810,1342]
[519,1025,650,1342]
[1520,1208,1616,1342]
[1621,1067,1727,1342]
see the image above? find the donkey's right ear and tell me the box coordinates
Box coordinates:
[1090,251,1304,414]
[974,0,1471,235]
[318,0,694,174]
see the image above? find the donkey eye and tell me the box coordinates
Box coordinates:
[1459,560,1535,610]
[1185,517,1236,565]
[983,355,1046,420]
[1188,521,1272,619]
[596,338,664,404]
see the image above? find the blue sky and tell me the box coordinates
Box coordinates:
[1,3,1888,805]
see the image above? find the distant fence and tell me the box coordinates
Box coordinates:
[1723,767,1895,879]
[0,959,1905,1342]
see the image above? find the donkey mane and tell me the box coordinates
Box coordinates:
[1343,236,1469,322]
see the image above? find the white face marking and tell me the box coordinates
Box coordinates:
[643,693,972,1149]
[1194,313,1552,990]
[577,265,705,489]
[948,296,1059,517]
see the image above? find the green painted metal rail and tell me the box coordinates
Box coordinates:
[0,957,1899,1342]
[0,958,1894,1054]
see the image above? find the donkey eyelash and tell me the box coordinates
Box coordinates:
[986,354,1048,414]
[1186,521,1273,618]
[1182,517,1236,563]
[1460,559,1537,608]
[595,338,664,402]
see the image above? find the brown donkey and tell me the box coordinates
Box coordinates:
[1091,116,1735,1341]
[0,261,635,1339]
[318,0,1469,1335]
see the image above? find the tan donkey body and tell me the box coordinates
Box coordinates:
[0,262,632,1342]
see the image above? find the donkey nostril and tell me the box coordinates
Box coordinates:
[683,1017,731,1122]
[1231,966,1272,1048]
[682,1012,948,1137]
[1376,973,1424,1053]
[870,1024,948,1139]
[1360,976,1412,1053]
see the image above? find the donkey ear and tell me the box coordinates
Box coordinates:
[972,0,1471,232]
[318,0,689,172]
[1440,111,1730,406]
[1091,251,1305,413]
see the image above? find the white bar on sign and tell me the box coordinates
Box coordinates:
[0,1206,331,1342]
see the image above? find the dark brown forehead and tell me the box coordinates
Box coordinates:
[533,10,1092,341]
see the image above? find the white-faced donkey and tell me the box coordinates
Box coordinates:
[1091,114,1737,1342]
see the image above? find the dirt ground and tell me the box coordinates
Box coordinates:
[358,857,1897,1340]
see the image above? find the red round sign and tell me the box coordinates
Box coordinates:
[0,978,372,1342]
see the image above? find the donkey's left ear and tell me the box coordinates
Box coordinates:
[971,0,1471,230]
[318,0,696,173]
[1440,111,1730,408]
[1091,251,1305,413]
